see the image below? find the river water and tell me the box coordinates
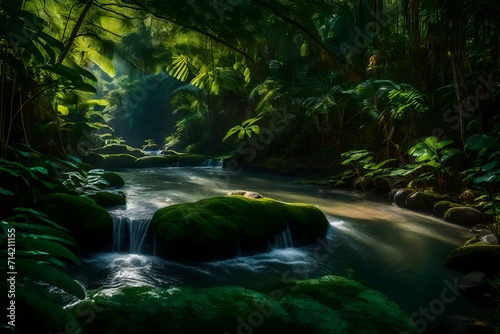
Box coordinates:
[69,166,489,332]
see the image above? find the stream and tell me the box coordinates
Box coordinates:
[68,165,489,332]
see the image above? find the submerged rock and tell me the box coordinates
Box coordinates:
[35,193,113,253]
[69,275,417,334]
[150,196,329,262]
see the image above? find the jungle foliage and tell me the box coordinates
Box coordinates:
[1,0,500,331]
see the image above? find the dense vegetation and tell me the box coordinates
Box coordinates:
[1,0,499,333]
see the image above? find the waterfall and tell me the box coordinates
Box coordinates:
[271,224,294,250]
[202,158,224,168]
[113,216,151,253]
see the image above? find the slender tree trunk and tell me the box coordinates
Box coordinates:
[57,0,93,64]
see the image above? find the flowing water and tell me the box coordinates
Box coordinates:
[69,166,489,332]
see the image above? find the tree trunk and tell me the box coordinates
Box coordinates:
[57,0,93,64]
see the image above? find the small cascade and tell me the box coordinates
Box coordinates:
[271,224,294,250]
[202,158,224,168]
[112,216,151,253]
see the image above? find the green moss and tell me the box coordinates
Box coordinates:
[88,191,126,208]
[150,196,329,262]
[69,275,416,334]
[444,207,485,226]
[288,276,417,333]
[102,154,137,169]
[133,156,172,168]
[446,245,500,273]
[35,193,113,253]
[432,200,462,218]
[101,172,125,188]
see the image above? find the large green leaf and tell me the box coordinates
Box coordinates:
[17,287,82,332]
[16,259,84,298]
[17,237,80,264]
[466,134,500,151]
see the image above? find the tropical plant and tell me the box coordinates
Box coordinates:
[407,136,458,192]
[222,117,262,142]
[339,149,395,190]
[0,208,84,332]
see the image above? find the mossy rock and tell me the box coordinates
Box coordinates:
[102,154,137,169]
[393,188,415,208]
[150,196,329,262]
[446,245,500,273]
[286,276,418,333]
[133,156,172,168]
[69,275,417,334]
[433,201,462,218]
[444,207,485,226]
[35,193,113,253]
[91,144,145,158]
[88,191,126,208]
[100,172,125,188]
[405,192,442,213]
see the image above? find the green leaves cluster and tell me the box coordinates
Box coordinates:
[222,117,262,142]
[0,208,84,332]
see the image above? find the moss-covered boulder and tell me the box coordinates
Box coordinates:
[69,276,417,334]
[150,196,329,262]
[285,275,417,333]
[100,172,125,188]
[35,193,113,253]
[88,191,126,208]
[102,154,137,169]
[133,156,172,168]
[433,200,462,218]
[446,245,500,273]
[444,207,485,226]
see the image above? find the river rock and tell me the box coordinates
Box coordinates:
[457,272,487,292]
[100,172,125,188]
[445,245,500,273]
[150,196,329,262]
[444,315,494,334]
[227,189,264,198]
[405,192,441,212]
[88,191,126,208]
[433,201,462,218]
[481,234,498,245]
[444,207,486,226]
[35,193,113,253]
[69,275,417,334]
[388,188,399,202]
[393,188,415,208]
